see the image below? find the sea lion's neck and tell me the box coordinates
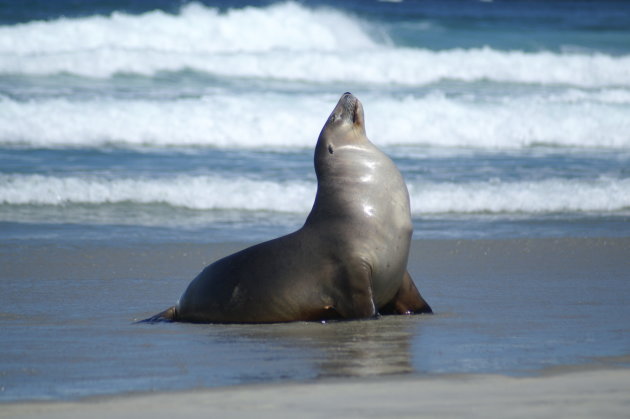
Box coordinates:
[307,139,386,226]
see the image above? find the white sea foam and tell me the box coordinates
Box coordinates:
[2,174,629,215]
[409,178,630,214]
[0,2,629,87]
[2,44,629,88]
[0,174,316,212]
[368,92,630,148]
[0,94,330,148]
[547,88,630,104]
[0,2,374,55]
[2,92,629,149]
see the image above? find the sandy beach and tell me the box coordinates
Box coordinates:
[3,367,629,419]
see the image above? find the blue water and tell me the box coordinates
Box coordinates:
[1,0,630,244]
[1,0,630,402]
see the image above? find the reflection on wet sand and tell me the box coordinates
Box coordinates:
[208,315,428,379]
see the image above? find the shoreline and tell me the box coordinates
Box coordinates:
[2,366,629,418]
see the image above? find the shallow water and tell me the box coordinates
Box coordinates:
[1,238,628,401]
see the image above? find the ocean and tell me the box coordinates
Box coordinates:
[1,0,629,243]
[1,0,629,402]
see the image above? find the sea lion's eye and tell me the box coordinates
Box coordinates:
[328,144,334,154]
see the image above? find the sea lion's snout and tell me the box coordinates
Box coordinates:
[341,92,357,122]
[328,92,365,133]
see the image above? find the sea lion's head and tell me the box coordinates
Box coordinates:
[317,92,367,157]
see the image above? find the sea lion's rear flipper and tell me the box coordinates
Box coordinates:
[138,306,178,323]
[380,271,432,315]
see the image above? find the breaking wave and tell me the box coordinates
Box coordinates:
[0,2,628,87]
[2,92,628,149]
[2,174,629,215]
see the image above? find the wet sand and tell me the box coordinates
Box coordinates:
[3,367,629,419]
[1,237,629,405]
[4,237,628,286]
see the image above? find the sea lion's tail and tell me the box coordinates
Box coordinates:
[138,306,178,323]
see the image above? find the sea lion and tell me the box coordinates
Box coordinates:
[145,92,431,323]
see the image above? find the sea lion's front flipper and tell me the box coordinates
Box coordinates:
[333,260,378,320]
[380,271,432,315]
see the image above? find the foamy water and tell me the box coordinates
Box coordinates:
[1,2,629,86]
[2,174,629,215]
[2,91,630,149]
[0,2,375,55]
